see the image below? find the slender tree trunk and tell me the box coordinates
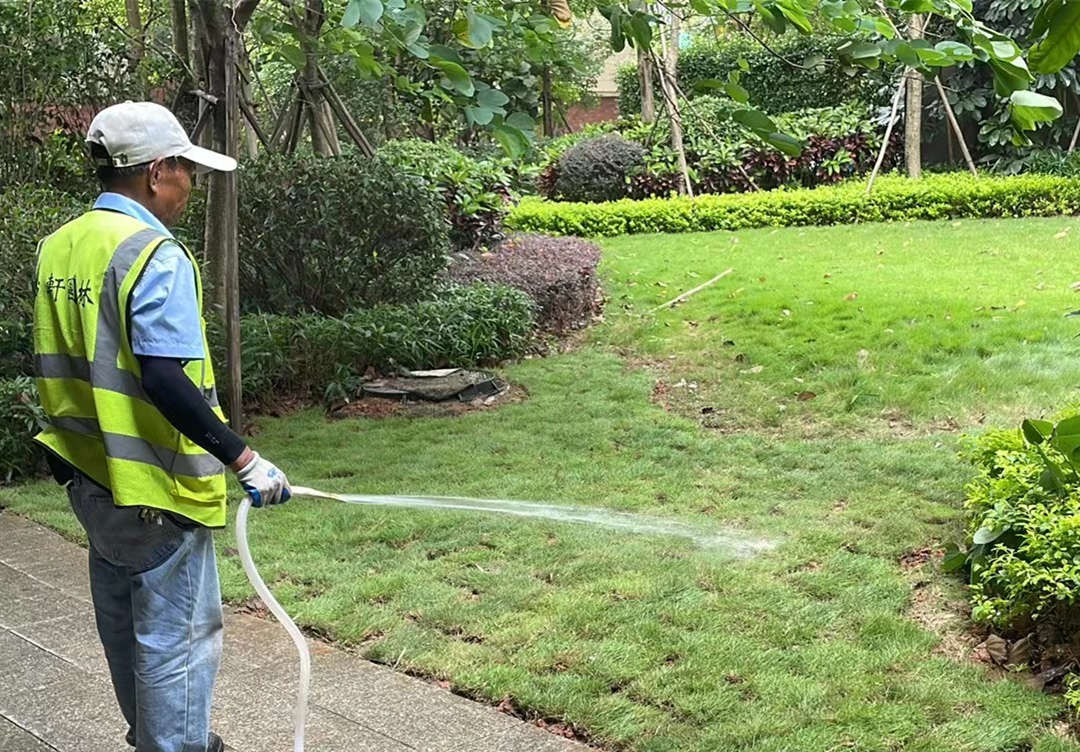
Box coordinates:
[171,0,191,71]
[905,15,924,179]
[125,0,146,94]
[638,45,655,124]
[303,0,340,156]
[661,11,692,197]
[542,66,555,137]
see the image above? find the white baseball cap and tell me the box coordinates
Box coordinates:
[86,101,237,173]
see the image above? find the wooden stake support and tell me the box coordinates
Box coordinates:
[648,269,734,313]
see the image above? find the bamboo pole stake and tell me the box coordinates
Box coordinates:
[648,269,733,314]
[867,77,905,196]
[934,76,976,177]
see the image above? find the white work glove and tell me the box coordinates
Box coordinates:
[235,452,291,507]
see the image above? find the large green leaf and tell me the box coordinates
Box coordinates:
[1010,89,1064,131]
[1022,418,1054,445]
[464,8,497,48]
[1051,413,1080,461]
[989,57,1033,96]
[935,41,974,62]
[431,59,474,97]
[476,87,510,109]
[348,0,383,27]
[942,548,968,573]
[1029,2,1080,74]
[733,108,777,132]
[973,526,1004,545]
[1032,0,1066,38]
[629,13,653,48]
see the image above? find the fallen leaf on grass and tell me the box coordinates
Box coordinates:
[845,292,859,301]
[974,634,1008,666]
[741,365,764,375]
[1055,229,1071,240]
[796,391,816,401]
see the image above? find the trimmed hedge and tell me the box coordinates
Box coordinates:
[506,174,1080,237]
[448,234,602,333]
[215,282,535,407]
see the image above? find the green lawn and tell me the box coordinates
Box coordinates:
[7,217,1080,751]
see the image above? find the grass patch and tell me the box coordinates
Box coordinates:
[6,217,1080,751]
[601,217,1080,434]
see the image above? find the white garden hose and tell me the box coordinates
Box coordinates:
[235,492,317,752]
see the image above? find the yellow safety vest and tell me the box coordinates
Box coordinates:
[33,209,228,527]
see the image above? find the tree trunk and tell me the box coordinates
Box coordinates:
[303,0,340,156]
[171,0,191,71]
[192,0,248,429]
[639,46,655,124]
[905,15,924,179]
[662,11,692,196]
[125,0,146,94]
[542,66,555,137]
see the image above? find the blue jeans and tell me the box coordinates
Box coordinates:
[67,471,223,752]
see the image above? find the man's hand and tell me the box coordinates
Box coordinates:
[233,451,291,507]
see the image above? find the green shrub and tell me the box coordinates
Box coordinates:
[0,376,46,481]
[551,135,645,203]
[959,424,1080,632]
[1025,148,1080,177]
[226,282,534,406]
[377,139,511,252]
[0,185,86,319]
[617,36,887,116]
[237,153,450,315]
[0,319,32,379]
[508,173,1080,237]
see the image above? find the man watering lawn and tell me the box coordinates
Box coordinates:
[32,102,292,752]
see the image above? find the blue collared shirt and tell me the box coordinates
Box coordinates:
[93,193,205,360]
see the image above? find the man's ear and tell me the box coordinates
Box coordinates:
[146,158,166,195]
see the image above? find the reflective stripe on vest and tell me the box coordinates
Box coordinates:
[33,211,227,527]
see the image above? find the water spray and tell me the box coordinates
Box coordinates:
[235,485,775,751]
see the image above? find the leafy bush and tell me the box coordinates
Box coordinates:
[550,135,645,203]
[448,234,601,333]
[0,185,87,319]
[0,376,45,481]
[0,320,32,379]
[508,173,1080,237]
[617,36,887,116]
[377,139,512,252]
[957,419,1080,634]
[1025,148,1080,177]
[222,282,534,406]
[237,153,450,315]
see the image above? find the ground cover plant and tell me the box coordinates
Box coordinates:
[7,217,1080,751]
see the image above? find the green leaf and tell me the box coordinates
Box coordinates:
[476,87,510,109]
[990,57,1033,97]
[355,0,383,27]
[630,13,653,48]
[1010,89,1064,131]
[1022,418,1053,445]
[1032,0,1065,39]
[465,8,496,47]
[935,41,974,62]
[733,108,777,132]
[1040,465,1065,493]
[694,78,727,92]
[431,59,474,96]
[725,81,750,103]
[278,45,306,69]
[428,44,462,63]
[848,41,882,59]
[738,57,751,72]
[775,0,812,33]
[900,0,935,11]
[465,106,495,125]
[341,0,363,28]
[754,2,787,34]
[763,131,803,157]
[506,112,537,132]
[493,124,531,157]
[1029,3,1080,74]
[942,549,968,573]
[973,526,1004,545]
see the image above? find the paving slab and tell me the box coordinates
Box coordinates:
[0,716,56,752]
[0,511,590,752]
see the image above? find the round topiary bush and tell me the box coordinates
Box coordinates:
[237,153,450,315]
[551,135,645,203]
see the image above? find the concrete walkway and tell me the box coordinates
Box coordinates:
[0,512,587,752]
